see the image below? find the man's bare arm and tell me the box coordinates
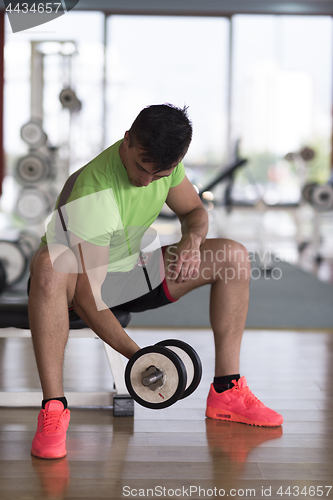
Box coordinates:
[69,233,139,359]
[165,176,208,282]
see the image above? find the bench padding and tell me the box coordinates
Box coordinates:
[0,293,131,329]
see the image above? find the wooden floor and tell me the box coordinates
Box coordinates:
[1,328,333,500]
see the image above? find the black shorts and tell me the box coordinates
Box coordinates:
[27,246,177,316]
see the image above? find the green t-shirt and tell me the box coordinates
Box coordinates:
[42,140,185,271]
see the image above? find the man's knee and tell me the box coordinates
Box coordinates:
[31,245,78,287]
[214,239,251,284]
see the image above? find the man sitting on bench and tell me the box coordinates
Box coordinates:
[28,103,283,460]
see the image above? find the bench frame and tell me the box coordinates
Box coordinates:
[0,326,134,416]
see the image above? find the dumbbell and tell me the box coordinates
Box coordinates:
[125,339,202,410]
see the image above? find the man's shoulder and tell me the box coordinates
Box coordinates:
[86,140,122,168]
[74,140,123,187]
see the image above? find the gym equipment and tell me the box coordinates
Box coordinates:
[299,146,315,162]
[0,240,29,287]
[0,231,40,293]
[19,231,40,254]
[0,259,6,295]
[302,181,333,211]
[16,187,55,223]
[285,146,315,163]
[158,154,248,220]
[125,345,187,409]
[125,340,202,409]
[15,153,51,185]
[20,119,47,149]
[310,184,333,211]
[0,294,133,416]
[155,339,202,399]
[59,87,82,112]
[302,182,318,204]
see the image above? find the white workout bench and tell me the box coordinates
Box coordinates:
[0,294,134,416]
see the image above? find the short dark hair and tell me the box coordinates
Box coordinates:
[128,104,193,172]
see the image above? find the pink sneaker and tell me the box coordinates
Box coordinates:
[31,401,71,459]
[206,376,283,427]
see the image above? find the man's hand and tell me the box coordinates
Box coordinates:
[167,232,202,283]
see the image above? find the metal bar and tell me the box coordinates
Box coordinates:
[142,370,163,386]
[30,42,44,122]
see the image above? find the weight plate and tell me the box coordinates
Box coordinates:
[300,146,315,162]
[59,88,82,112]
[0,240,27,286]
[302,182,318,203]
[311,185,333,211]
[15,154,49,185]
[156,339,202,399]
[20,120,47,148]
[125,346,187,409]
[19,231,40,255]
[16,188,51,223]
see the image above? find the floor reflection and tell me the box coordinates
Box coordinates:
[31,416,134,499]
[206,418,283,488]
[31,456,70,500]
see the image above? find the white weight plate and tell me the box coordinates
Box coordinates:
[125,346,187,409]
[129,352,179,405]
[16,189,49,222]
[311,185,333,211]
[20,121,47,148]
[0,241,26,285]
[19,232,40,254]
[16,155,49,184]
[162,346,194,391]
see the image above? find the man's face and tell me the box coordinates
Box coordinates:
[120,132,176,187]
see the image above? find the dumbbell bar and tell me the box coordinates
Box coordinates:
[125,340,202,410]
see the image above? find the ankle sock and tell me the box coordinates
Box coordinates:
[42,397,68,409]
[213,374,240,393]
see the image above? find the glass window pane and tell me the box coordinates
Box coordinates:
[232,15,333,191]
[4,12,105,171]
[106,16,229,177]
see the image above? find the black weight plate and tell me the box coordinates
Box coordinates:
[0,259,7,295]
[302,182,318,203]
[156,339,202,399]
[125,345,187,410]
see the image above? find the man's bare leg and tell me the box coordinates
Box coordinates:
[164,238,283,426]
[28,245,78,400]
[164,238,251,377]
